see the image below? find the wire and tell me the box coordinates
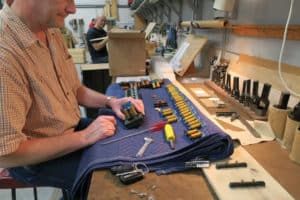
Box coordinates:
[278,0,300,97]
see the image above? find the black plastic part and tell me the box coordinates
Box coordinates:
[289,102,300,121]
[225,73,231,93]
[119,171,144,185]
[275,92,290,110]
[256,83,272,116]
[231,77,240,99]
[244,79,251,107]
[229,181,265,188]
[239,80,247,103]
[110,164,134,175]
[216,111,238,117]
[250,80,259,111]
[216,162,247,169]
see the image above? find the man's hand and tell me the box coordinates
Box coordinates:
[83,115,116,145]
[108,97,145,120]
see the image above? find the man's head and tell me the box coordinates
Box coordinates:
[94,15,106,29]
[9,0,76,32]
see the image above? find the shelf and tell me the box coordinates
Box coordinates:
[231,24,300,41]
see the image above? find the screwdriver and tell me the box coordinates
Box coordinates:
[164,123,176,150]
[101,121,167,145]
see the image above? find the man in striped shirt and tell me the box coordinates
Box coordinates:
[0,0,144,198]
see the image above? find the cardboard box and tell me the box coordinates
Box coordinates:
[68,48,86,64]
[108,29,146,76]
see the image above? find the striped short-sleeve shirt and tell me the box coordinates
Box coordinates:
[0,5,81,156]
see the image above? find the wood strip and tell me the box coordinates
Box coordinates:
[180,20,227,29]
[80,63,109,71]
[111,0,119,20]
[231,24,300,41]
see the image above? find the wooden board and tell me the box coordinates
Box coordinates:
[88,170,214,200]
[80,63,109,71]
[204,145,294,200]
[144,22,156,39]
[204,81,268,121]
[68,48,86,64]
[108,30,146,76]
[111,0,118,20]
[172,35,207,77]
[232,25,300,41]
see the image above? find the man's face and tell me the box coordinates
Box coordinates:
[96,16,106,29]
[33,0,76,29]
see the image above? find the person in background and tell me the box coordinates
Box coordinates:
[84,15,111,118]
[88,18,95,29]
[0,0,144,199]
[86,15,109,63]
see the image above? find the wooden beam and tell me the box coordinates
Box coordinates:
[231,24,300,41]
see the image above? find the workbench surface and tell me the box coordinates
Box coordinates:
[87,82,300,200]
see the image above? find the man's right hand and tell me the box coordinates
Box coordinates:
[83,115,116,145]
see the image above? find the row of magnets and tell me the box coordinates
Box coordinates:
[165,84,202,130]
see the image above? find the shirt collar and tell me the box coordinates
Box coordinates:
[1,4,47,49]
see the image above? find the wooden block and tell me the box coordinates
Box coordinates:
[68,48,86,64]
[108,29,146,76]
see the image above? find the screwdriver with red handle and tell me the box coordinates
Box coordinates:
[101,121,168,145]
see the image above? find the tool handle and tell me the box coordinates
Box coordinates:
[164,124,176,141]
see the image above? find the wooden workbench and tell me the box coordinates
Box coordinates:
[87,82,300,200]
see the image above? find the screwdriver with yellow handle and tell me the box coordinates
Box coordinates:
[164,123,176,150]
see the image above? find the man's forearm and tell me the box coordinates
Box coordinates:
[76,85,107,108]
[0,130,86,168]
[91,38,108,51]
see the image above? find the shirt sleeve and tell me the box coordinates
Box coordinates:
[0,59,29,156]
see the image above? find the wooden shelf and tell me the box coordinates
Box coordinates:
[231,24,300,41]
[204,80,268,121]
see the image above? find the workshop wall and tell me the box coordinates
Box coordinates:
[191,0,300,67]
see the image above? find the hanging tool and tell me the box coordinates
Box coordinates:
[216,111,261,138]
[101,121,167,145]
[164,123,176,150]
[230,112,261,138]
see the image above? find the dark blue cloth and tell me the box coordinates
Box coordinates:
[72,79,234,200]
[8,118,93,199]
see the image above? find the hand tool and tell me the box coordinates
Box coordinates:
[185,160,210,168]
[231,112,261,138]
[101,121,167,145]
[216,111,261,138]
[136,137,153,158]
[164,123,176,149]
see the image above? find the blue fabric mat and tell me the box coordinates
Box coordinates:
[72,79,234,199]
